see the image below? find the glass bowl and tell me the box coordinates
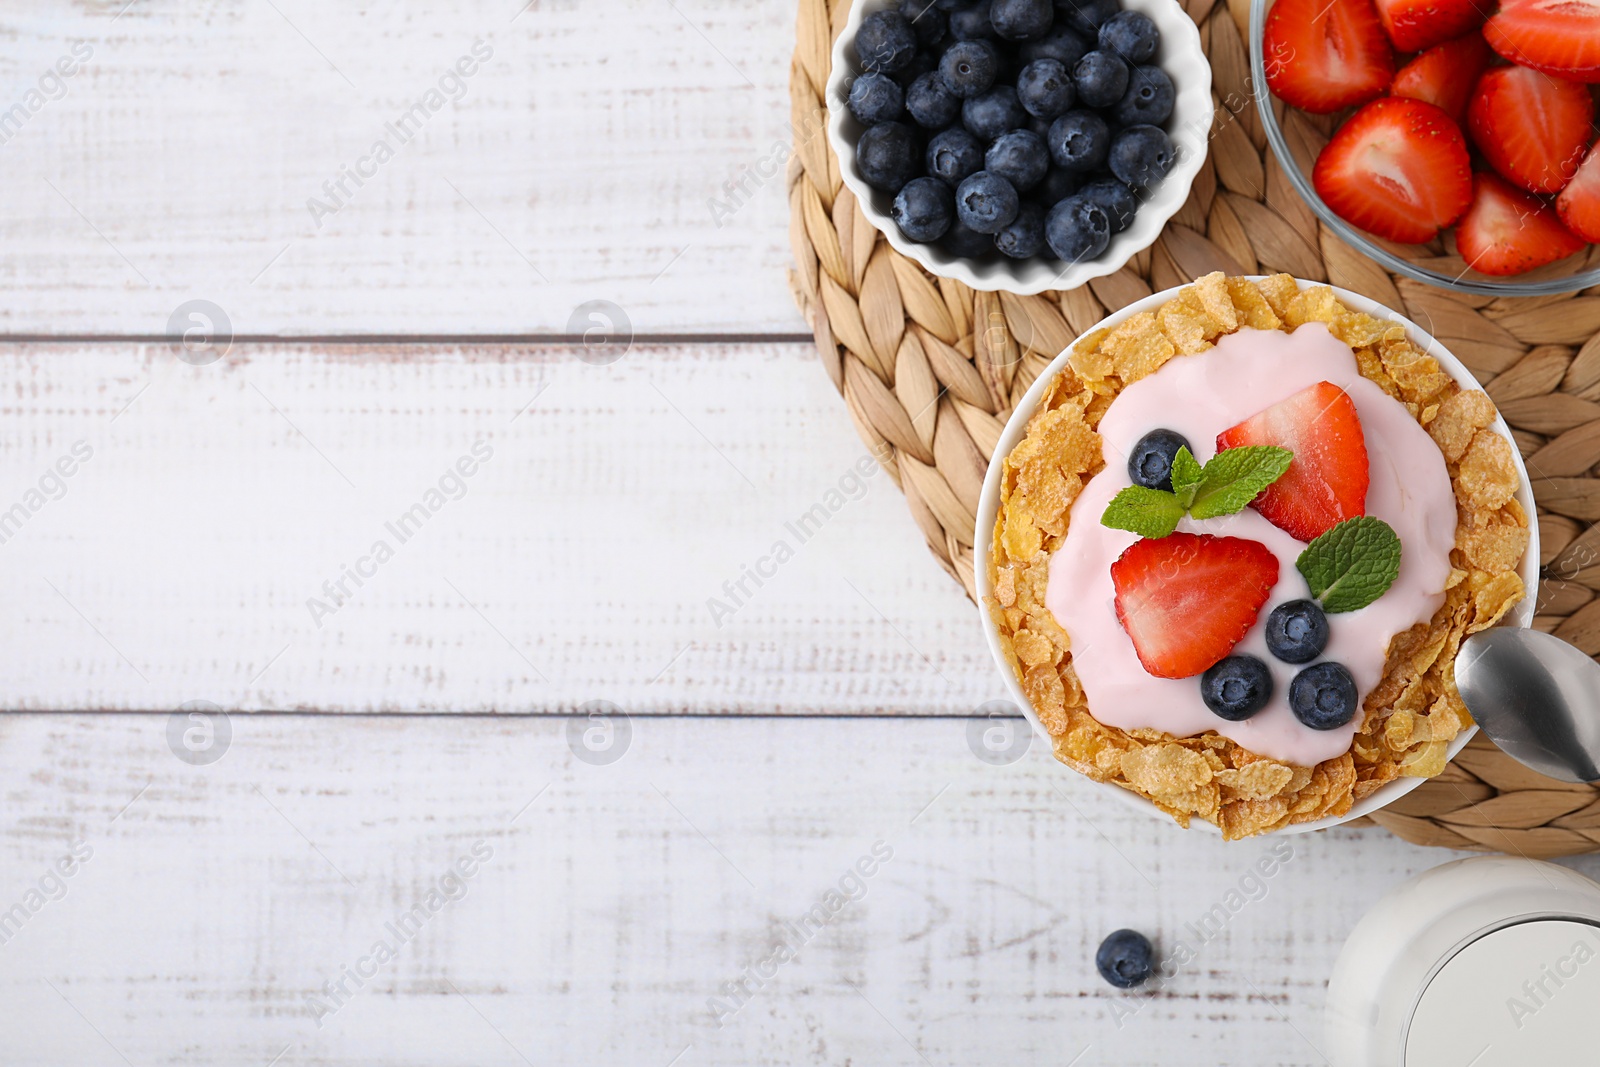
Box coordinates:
[1247,0,1600,297]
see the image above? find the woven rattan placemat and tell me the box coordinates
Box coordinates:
[786,0,1600,855]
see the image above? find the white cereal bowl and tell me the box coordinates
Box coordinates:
[972,279,1540,835]
[826,0,1213,295]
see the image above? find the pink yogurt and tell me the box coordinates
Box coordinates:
[1045,324,1458,766]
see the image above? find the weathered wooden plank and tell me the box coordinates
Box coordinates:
[0,340,1001,713]
[0,0,806,335]
[5,712,1586,1067]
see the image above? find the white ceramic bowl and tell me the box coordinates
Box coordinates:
[972,279,1540,835]
[826,0,1213,295]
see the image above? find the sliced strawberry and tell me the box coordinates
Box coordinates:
[1390,33,1493,125]
[1457,172,1588,276]
[1311,97,1473,243]
[1468,65,1596,195]
[1216,382,1370,543]
[1111,534,1279,680]
[1264,0,1395,114]
[1485,0,1600,84]
[1557,139,1600,242]
[1371,0,1487,52]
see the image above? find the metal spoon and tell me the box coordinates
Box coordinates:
[1455,628,1600,784]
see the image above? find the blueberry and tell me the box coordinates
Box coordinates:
[926,126,986,186]
[899,0,948,45]
[891,49,940,88]
[1057,0,1120,39]
[990,0,1054,39]
[1096,929,1156,989]
[995,200,1047,257]
[1045,192,1110,260]
[1016,58,1076,119]
[1290,662,1359,730]
[857,11,919,72]
[1079,177,1138,232]
[949,0,998,39]
[1098,10,1160,64]
[939,39,1000,97]
[956,170,1020,233]
[1046,110,1110,172]
[963,84,1027,141]
[906,71,962,127]
[892,176,956,242]
[1027,114,1053,138]
[942,216,996,257]
[985,129,1050,190]
[1073,49,1129,108]
[1020,25,1091,67]
[1033,165,1082,205]
[1126,428,1190,491]
[848,72,905,125]
[1200,655,1274,721]
[1113,65,1175,127]
[1108,124,1175,189]
[1265,600,1330,665]
[856,122,919,192]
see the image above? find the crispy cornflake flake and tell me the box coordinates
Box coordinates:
[1428,390,1497,463]
[1457,430,1519,510]
[984,276,1527,837]
[1225,277,1282,330]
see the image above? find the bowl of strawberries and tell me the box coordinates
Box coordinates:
[1250,0,1600,293]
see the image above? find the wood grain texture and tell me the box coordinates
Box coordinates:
[0,341,1000,712]
[0,0,806,335]
[7,712,1597,1067]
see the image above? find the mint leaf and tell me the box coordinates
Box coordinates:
[1296,516,1402,613]
[1189,446,1295,520]
[1169,446,1204,506]
[1100,486,1185,539]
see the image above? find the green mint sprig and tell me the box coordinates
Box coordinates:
[1100,445,1293,539]
[1296,516,1401,613]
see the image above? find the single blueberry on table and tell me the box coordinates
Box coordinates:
[906,71,962,128]
[1016,57,1076,119]
[1113,65,1175,127]
[994,200,1047,257]
[1033,165,1082,205]
[1046,109,1110,172]
[1045,192,1110,260]
[848,72,905,125]
[857,10,919,72]
[1265,599,1330,665]
[1098,10,1160,64]
[1096,929,1156,989]
[1200,655,1274,721]
[893,176,956,241]
[990,0,1055,40]
[939,39,1001,97]
[1079,176,1138,232]
[856,122,920,192]
[985,129,1051,190]
[1290,662,1359,730]
[1126,428,1191,491]
[1057,0,1120,39]
[942,216,997,257]
[956,170,1021,233]
[926,126,986,186]
[899,0,948,45]
[1108,124,1175,189]
[963,84,1028,141]
[949,0,998,40]
[1020,25,1090,68]
[1073,49,1130,109]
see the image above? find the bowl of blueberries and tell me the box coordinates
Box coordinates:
[827,0,1212,294]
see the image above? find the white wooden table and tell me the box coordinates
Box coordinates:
[3,3,1596,1065]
